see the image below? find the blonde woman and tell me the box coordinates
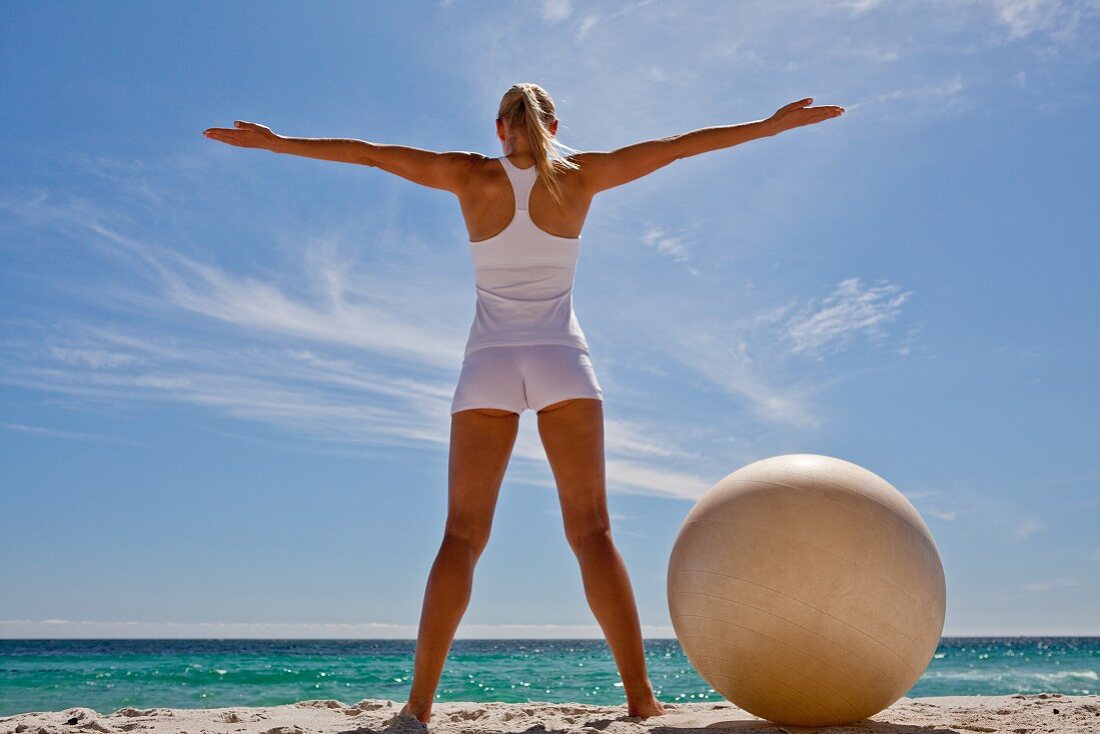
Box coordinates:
[204,83,843,723]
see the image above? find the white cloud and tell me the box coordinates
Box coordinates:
[541,0,572,23]
[838,0,882,12]
[777,278,911,360]
[629,308,822,429]
[81,219,466,371]
[849,44,901,62]
[605,458,716,501]
[640,225,690,262]
[443,3,1074,440]
[1012,518,1042,540]
[576,14,599,40]
[47,346,142,369]
[0,188,715,500]
[845,75,967,117]
[4,322,713,498]
[904,487,972,523]
[989,0,1090,40]
[1,422,145,445]
[1020,576,1078,593]
[708,40,764,65]
[603,417,704,460]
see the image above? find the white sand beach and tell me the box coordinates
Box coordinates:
[2,694,1097,734]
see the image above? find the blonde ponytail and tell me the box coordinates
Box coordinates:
[497,83,580,207]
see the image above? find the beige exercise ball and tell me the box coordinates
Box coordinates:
[667,454,946,727]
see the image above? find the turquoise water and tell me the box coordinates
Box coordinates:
[1,638,1097,716]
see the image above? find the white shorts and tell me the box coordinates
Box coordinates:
[451,344,603,415]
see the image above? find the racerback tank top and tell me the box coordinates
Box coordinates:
[462,155,590,357]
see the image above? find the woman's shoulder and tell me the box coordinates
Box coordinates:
[561,151,600,167]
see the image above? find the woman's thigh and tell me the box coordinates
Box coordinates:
[446,407,520,548]
[535,397,609,546]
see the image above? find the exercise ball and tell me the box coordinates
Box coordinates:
[667,454,945,726]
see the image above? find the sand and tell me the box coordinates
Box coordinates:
[2,694,1098,734]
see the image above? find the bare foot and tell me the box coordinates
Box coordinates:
[627,688,667,719]
[397,701,431,724]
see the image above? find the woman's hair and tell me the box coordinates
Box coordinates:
[496,83,580,207]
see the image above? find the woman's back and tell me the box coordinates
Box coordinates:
[461,155,590,358]
[459,153,594,243]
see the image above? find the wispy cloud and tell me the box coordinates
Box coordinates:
[639,224,699,275]
[2,422,146,446]
[603,417,705,460]
[442,5,950,432]
[3,321,714,498]
[839,0,882,13]
[904,488,974,523]
[833,0,1100,46]
[845,75,968,118]
[988,0,1100,41]
[46,346,142,369]
[772,278,911,361]
[1012,518,1043,540]
[0,186,716,499]
[81,217,467,371]
[623,308,823,430]
[1020,576,1078,593]
[605,458,717,501]
[2,329,455,450]
[541,0,573,23]
[592,273,912,432]
[459,0,1098,140]
[576,14,599,40]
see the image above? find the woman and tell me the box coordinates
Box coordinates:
[204,82,843,723]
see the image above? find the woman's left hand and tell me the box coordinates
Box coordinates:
[766,98,844,134]
[203,121,280,150]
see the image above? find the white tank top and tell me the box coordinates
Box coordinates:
[462,155,590,357]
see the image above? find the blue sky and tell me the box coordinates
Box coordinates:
[1,0,1098,639]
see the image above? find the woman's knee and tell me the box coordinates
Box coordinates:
[442,523,492,556]
[564,520,612,552]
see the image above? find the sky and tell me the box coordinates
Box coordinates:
[1,0,1098,640]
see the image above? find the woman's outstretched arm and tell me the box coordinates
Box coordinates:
[577,97,844,195]
[202,121,479,193]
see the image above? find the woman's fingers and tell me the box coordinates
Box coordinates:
[777,99,845,118]
[234,120,274,136]
[799,106,844,120]
[203,121,276,149]
[777,97,813,115]
[202,128,262,147]
[773,104,844,131]
[203,121,272,136]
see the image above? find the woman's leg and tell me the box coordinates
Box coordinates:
[400,406,520,723]
[536,397,666,719]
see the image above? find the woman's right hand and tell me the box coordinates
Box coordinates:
[766,98,844,135]
[203,121,280,150]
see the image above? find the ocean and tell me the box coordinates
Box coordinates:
[1,638,1096,717]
